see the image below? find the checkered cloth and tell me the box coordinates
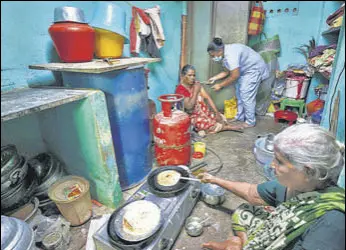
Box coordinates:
[248,1,265,36]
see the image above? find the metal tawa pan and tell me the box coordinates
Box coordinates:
[148,166,190,193]
[107,200,163,243]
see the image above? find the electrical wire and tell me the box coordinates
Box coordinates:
[204,147,224,175]
[328,63,345,130]
[191,137,224,175]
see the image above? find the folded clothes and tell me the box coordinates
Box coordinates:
[309,44,337,58]
[331,16,343,28]
[326,4,344,26]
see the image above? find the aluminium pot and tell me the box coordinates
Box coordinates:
[1,167,38,214]
[185,216,204,237]
[1,215,35,250]
[200,183,226,206]
[1,145,22,179]
[53,6,87,23]
[32,160,66,201]
[1,157,29,194]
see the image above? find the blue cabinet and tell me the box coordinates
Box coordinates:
[62,66,152,190]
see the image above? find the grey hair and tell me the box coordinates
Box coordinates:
[207,37,224,52]
[181,64,196,76]
[274,124,344,188]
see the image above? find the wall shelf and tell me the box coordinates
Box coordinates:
[28,57,161,74]
[322,26,341,36]
[1,87,97,122]
[1,87,123,208]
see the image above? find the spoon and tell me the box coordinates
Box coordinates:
[179,176,202,182]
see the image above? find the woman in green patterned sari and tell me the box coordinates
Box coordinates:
[198,124,345,250]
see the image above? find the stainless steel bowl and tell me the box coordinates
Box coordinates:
[201,183,226,206]
[185,216,204,237]
[54,6,86,23]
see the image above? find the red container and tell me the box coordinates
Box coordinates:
[274,110,298,126]
[306,99,325,116]
[49,22,95,63]
[153,94,191,166]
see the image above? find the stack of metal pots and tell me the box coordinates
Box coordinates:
[28,152,66,212]
[1,145,67,216]
[1,145,38,214]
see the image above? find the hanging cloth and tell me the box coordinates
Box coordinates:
[144,6,166,49]
[248,1,265,36]
[130,6,151,55]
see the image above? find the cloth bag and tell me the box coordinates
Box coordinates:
[251,33,281,115]
[248,1,265,36]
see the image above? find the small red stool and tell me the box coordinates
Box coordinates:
[274,110,298,126]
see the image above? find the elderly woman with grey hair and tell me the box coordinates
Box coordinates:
[198,124,345,250]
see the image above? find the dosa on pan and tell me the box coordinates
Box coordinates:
[122,200,161,236]
[156,170,182,187]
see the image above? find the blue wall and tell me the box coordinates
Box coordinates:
[1,1,184,110]
[249,1,343,104]
[321,15,345,143]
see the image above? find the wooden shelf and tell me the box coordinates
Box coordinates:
[28,57,161,74]
[322,26,341,36]
[1,87,99,122]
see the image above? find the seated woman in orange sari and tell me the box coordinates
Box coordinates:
[175,65,242,136]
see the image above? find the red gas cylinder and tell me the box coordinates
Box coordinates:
[49,22,95,63]
[154,94,191,166]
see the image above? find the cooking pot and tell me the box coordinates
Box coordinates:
[1,167,38,214]
[264,133,275,152]
[54,6,87,23]
[1,145,21,176]
[185,216,204,237]
[1,157,28,193]
[1,215,35,250]
[200,183,226,206]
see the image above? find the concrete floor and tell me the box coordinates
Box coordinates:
[173,116,284,250]
[69,115,284,250]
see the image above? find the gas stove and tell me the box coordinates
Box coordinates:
[93,178,201,250]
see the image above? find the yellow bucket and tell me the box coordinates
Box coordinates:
[194,142,206,156]
[94,28,125,58]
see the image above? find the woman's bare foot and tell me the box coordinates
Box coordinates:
[224,124,244,132]
[227,118,238,123]
[202,236,242,250]
[241,123,255,129]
